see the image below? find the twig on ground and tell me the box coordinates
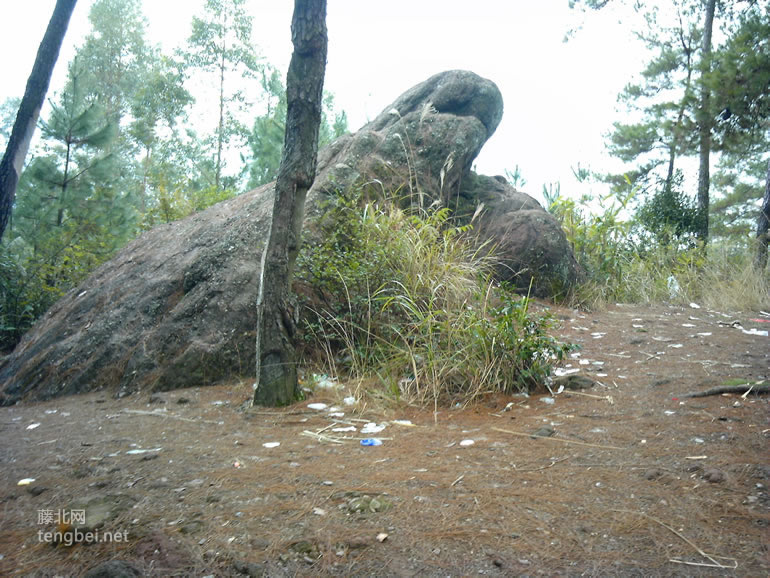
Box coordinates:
[300,430,345,444]
[515,457,570,471]
[670,558,738,568]
[492,428,624,450]
[613,509,738,569]
[566,390,614,404]
[680,383,768,398]
[121,409,223,424]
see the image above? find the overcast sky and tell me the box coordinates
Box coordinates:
[2,0,650,204]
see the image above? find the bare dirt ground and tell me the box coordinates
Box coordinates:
[1,303,768,577]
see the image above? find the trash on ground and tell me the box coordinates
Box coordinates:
[377,532,388,542]
[306,403,328,411]
[312,374,339,389]
[689,302,701,309]
[331,426,356,432]
[343,396,356,405]
[540,397,555,405]
[459,439,475,447]
[26,423,40,430]
[554,367,580,377]
[328,412,345,418]
[664,410,676,415]
[591,332,606,339]
[360,438,383,446]
[361,422,386,434]
[17,478,36,486]
[742,328,768,336]
[262,442,280,448]
[391,420,414,426]
[667,275,681,297]
[126,448,162,454]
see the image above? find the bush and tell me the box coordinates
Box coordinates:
[546,189,769,310]
[297,191,575,407]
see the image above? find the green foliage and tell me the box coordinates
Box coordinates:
[636,174,699,244]
[0,229,116,352]
[589,1,768,245]
[0,97,21,150]
[182,0,262,190]
[549,186,635,288]
[75,0,149,119]
[546,186,768,310]
[503,165,527,190]
[297,192,574,406]
[247,69,348,189]
[708,4,770,157]
[0,67,134,351]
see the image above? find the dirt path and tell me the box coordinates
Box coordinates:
[1,303,768,576]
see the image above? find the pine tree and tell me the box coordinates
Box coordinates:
[183,0,262,191]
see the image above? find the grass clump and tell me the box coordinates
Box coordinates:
[296,190,574,407]
[547,191,770,311]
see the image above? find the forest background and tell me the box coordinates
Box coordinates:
[0,0,767,353]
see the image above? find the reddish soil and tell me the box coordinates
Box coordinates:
[1,303,768,577]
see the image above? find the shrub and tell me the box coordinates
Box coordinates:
[297,191,575,407]
[546,189,769,310]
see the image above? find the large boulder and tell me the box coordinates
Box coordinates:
[0,70,580,404]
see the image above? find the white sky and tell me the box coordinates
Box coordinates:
[1,0,650,204]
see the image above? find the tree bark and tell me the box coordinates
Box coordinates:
[754,158,770,271]
[254,0,327,406]
[0,0,77,243]
[695,0,716,243]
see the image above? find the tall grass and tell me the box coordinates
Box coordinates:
[549,193,770,311]
[297,191,574,407]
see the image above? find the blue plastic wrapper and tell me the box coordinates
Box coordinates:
[360,438,383,446]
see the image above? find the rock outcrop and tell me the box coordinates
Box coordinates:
[0,70,581,404]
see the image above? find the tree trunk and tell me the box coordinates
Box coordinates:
[0,0,77,242]
[754,159,770,271]
[695,0,716,243]
[254,0,327,406]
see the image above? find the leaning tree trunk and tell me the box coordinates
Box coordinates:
[755,159,770,271]
[254,0,327,406]
[0,0,77,243]
[695,0,716,243]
